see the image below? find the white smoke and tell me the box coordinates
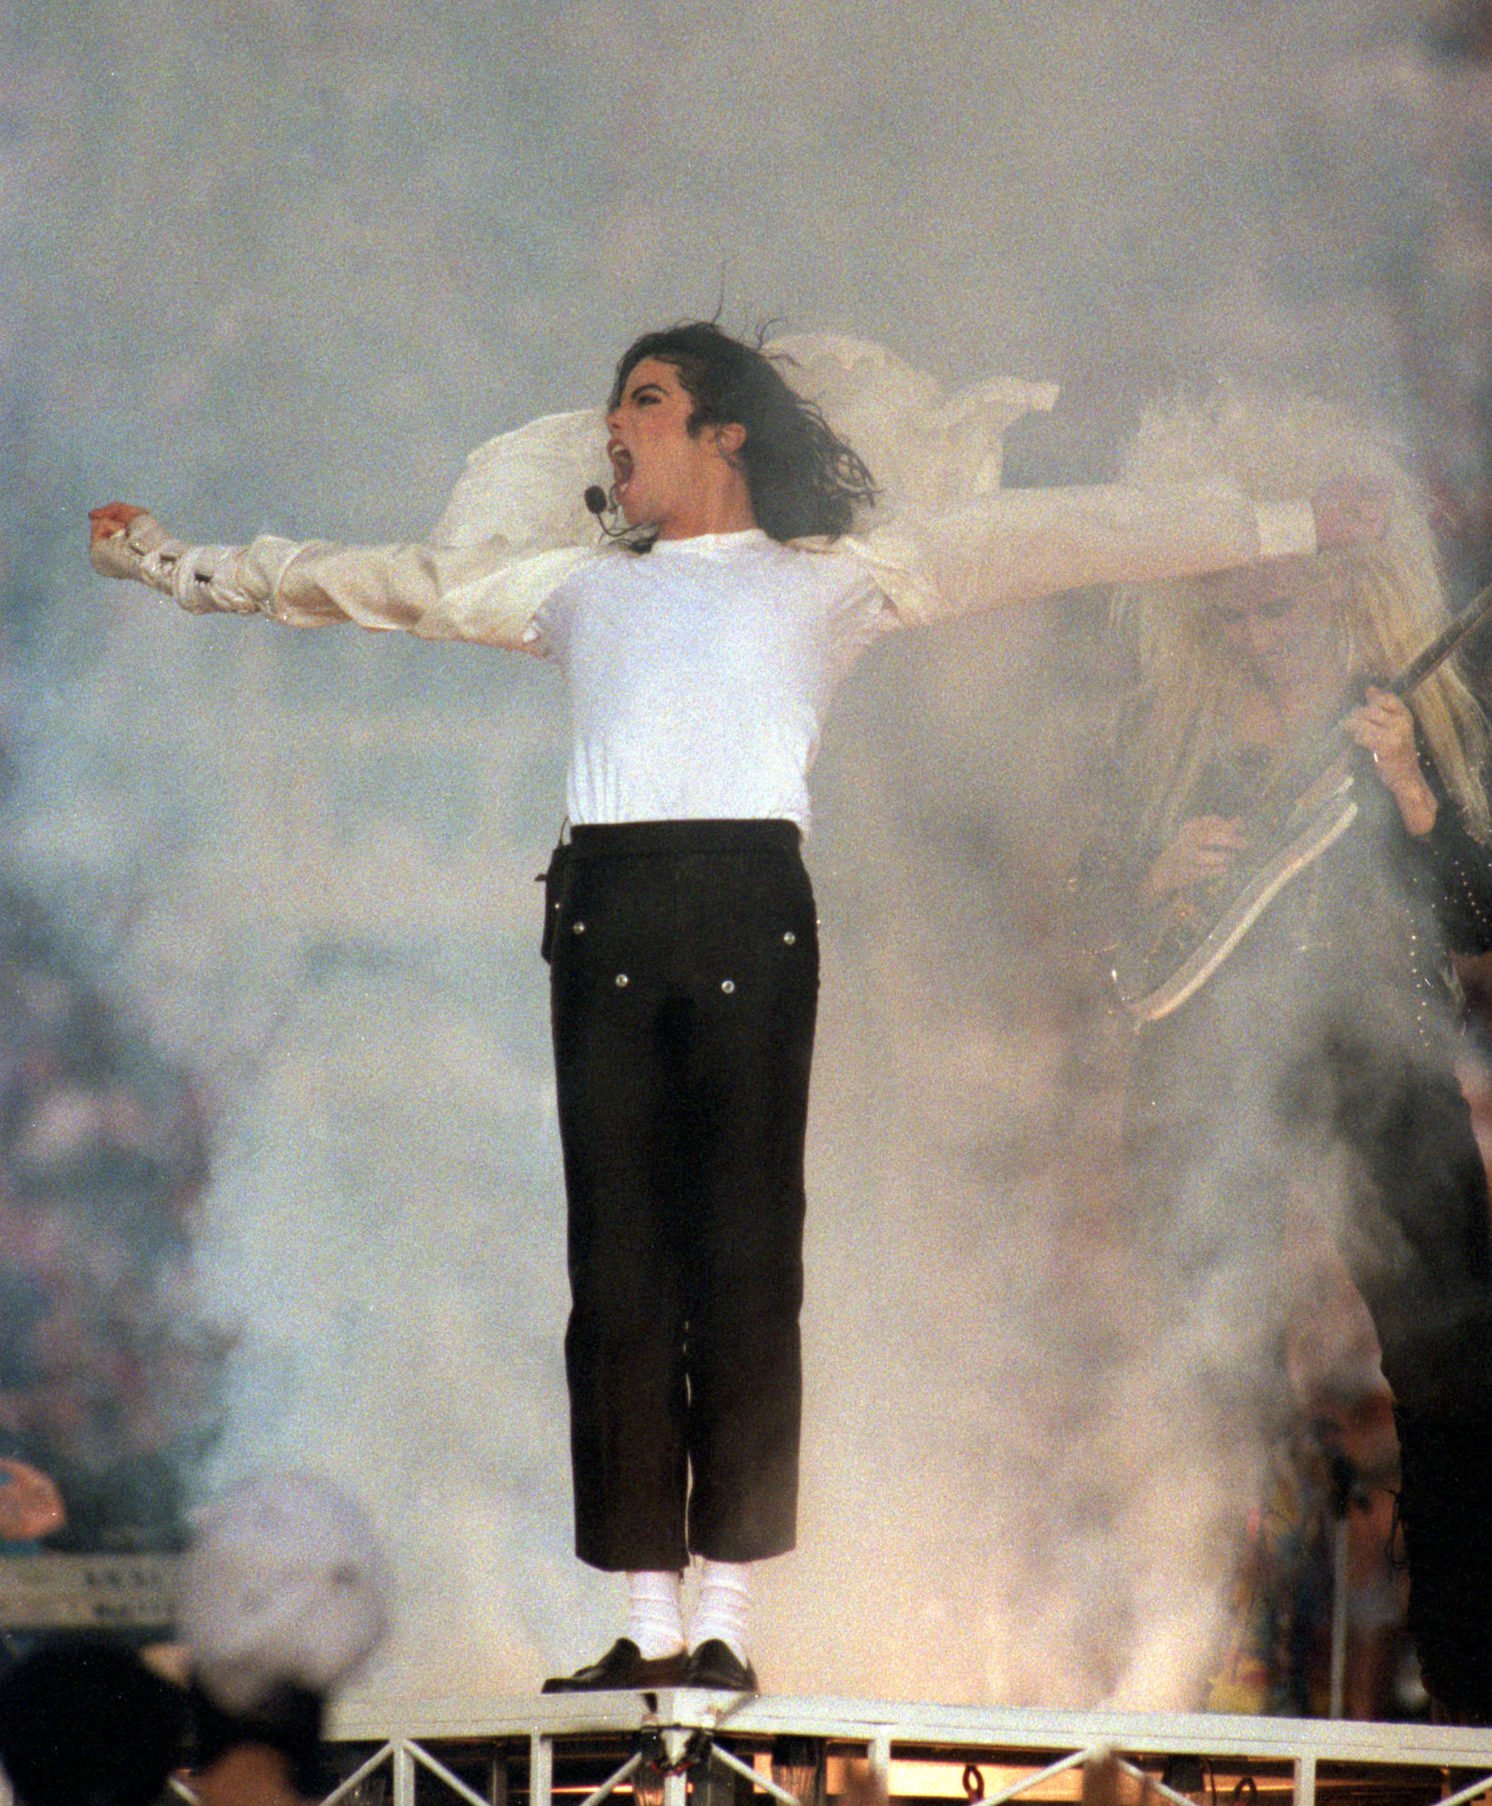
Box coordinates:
[1,0,1474,1710]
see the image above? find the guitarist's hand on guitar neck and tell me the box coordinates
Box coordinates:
[1310,475,1391,551]
[1344,684,1438,836]
[1145,815,1247,900]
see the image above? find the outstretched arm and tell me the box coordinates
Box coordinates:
[88,503,589,651]
[866,475,1387,627]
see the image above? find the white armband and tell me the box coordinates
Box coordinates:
[169,547,260,615]
[1254,499,1317,562]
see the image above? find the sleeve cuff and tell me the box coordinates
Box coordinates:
[166,545,261,614]
[1254,499,1317,562]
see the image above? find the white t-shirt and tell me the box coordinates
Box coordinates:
[528,530,892,831]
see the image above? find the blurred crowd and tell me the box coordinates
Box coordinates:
[0,881,225,1553]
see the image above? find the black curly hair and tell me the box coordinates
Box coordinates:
[609,322,878,543]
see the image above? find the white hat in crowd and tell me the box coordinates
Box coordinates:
[176,1474,391,1715]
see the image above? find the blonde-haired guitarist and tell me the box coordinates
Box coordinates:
[1091,385,1492,1724]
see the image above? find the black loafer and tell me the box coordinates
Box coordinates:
[684,1639,759,1691]
[541,1638,689,1693]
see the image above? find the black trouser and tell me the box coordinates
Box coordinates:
[1302,1042,1492,1720]
[1129,995,1492,1715]
[546,820,819,1571]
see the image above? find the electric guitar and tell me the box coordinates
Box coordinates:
[1111,579,1492,1024]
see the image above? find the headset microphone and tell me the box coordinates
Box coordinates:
[584,484,637,543]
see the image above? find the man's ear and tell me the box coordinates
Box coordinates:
[714,421,747,459]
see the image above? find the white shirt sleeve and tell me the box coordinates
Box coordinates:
[106,518,593,653]
[839,481,1318,627]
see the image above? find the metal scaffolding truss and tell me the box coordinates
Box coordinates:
[252,1692,1492,1806]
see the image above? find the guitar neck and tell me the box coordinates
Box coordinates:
[1386,578,1492,698]
[1247,577,1492,830]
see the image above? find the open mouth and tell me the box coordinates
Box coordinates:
[608,442,634,497]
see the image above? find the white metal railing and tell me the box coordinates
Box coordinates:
[9,1693,1492,1806]
[304,1692,1492,1806]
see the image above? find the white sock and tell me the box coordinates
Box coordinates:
[625,1570,685,1659]
[688,1559,752,1662]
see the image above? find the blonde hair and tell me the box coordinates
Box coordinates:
[1113,384,1490,845]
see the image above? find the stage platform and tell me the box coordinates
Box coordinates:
[305,1692,1492,1806]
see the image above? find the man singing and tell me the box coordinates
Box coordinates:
[89,322,1384,1693]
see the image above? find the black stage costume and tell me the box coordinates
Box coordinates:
[1094,743,1492,1719]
